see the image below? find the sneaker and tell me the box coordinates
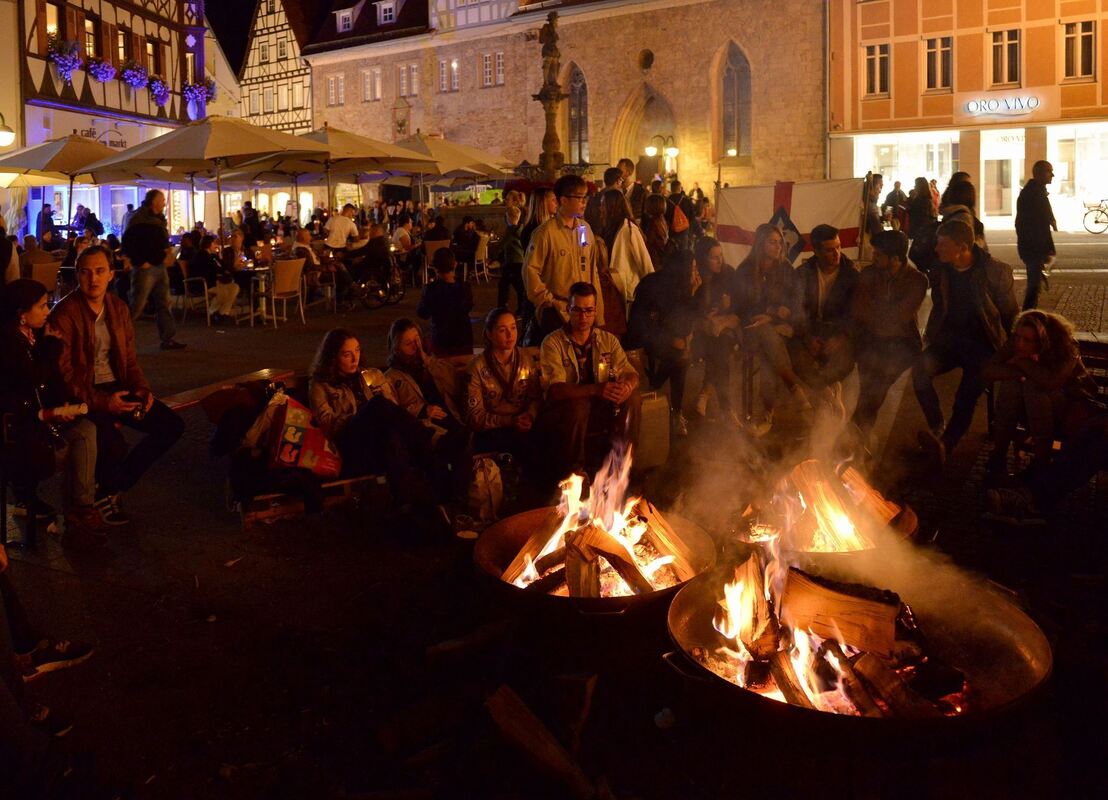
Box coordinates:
[917,430,947,467]
[62,507,110,549]
[695,390,710,418]
[12,496,55,519]
[94,494,130,527]
[160,338,187,350]
[22,639,95,682]
[672,411,689,437]
[29,703,74,737]
[984,488,1046,526]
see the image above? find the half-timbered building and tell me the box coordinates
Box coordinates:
[239,0,330,135]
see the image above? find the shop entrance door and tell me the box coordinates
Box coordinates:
[983,158,1023,217]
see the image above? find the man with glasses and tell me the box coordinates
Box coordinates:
[524,174,606,340]
[538,282,640,482]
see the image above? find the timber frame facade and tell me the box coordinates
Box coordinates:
[239,0,316,134]
[20,0,207,125]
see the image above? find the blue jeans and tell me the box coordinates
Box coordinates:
[129,263,177,343]
[912,336,995,449]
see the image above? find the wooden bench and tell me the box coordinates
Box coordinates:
[239,474,390,531]
[163,368,296,412]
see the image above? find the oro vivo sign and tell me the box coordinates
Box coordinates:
[964,95,1041,116]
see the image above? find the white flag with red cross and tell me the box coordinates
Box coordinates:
[716,178,865,266]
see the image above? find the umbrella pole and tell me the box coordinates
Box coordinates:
[326,161,333,213]
[293,175,299,226]
[215,159,225,249]
[66,175,74,232]
[189,174,195,230]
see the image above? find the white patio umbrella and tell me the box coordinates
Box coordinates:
[81,116,331,243]
[0,135,118,226]
[231,125,435,212]
[390,131,513,203]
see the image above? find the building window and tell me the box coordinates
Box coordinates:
[264,88,274,113]
[366,69,382,101]
[991,29,1020,85]
[293,81,304,108]
[568,66,588,165]
[260,42,269,62]
[379,2,395,24]
[495,52,504,85]
[278,39,287,60]
[925,36,952,90]
[482,54,493,87]
[440,59,457,92]
[409,64,418,96]
[398,65,408,96]
[1065,21,1095,79]
[337,74,345,105]
[327,77,336,105]
[45,2,60,37]
[185,51,196,84]
[338,10,353,32]
[722,43,752,159]
[145,40,158,74]
[116,29,129,63]
[266,0,275,13]
[451,59,460,91]
[278,84,289,111]
[864,44,889,96]
[83,17,100,58]
[250,91,260,114]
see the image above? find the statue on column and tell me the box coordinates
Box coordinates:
[539,12,560,89]
[533,12,567,181]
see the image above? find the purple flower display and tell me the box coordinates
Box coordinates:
[47,36,84,85]
[182,81,208,105]
[149,76,170,107]
[120,61,149,89]
[86,57,117,83]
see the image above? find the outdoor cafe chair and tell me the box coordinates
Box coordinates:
[472,233,491,283]
[422,239,449,286]
[181,275,213,326]
[31,261,60,302]
[270,258,306,328]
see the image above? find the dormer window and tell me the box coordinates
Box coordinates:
[337,10,353,32]
[379,3,395,24]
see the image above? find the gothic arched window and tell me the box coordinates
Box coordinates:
[722,44,752,159]
[568,67,589,165]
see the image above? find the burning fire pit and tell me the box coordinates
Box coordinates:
[475,451,715,613]
[665,460,1052,726]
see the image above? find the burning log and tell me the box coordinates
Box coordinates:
[767,650,816,710]
[633,499,696,581]
[565,524,655,597]
[485,685,595,800]
[820,641,884,718]
[723,554,779,659]
[783,460,875,553]
[840,466,919,539]
[779,568,900,657]
[535,546,567,575]
[500,509,564,584]
[852,654,943,719]
[523,567,567,594]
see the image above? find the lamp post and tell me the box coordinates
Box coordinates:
[644,134,678,179]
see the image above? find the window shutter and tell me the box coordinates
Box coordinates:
[35,0,47,55]
[64,6,78,41]
[131,32,143,67]
[163,43,171,79]
[102,23,114,64]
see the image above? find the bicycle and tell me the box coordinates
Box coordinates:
[1083,200,1108,234]
[350,254,405,309]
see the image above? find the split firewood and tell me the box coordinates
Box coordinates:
[839,466,901,526]
[485,685,595,800]
[535,546,567,575]
[565,529,601,598]
[785,460,874,552]
[768,650,816,710]
[554,672,598,757]
[779,568,899,657]
[729,554,780,659]
[820,641,884,718]
[501,509,565,583]
[569,524,654,595]
[523,567,567,594]
[852,654,942,719]
[425,618,516,665]
[633,498,696,581]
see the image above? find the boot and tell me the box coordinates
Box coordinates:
[62,506,109,550]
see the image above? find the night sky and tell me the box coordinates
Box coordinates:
[207,3,257,75]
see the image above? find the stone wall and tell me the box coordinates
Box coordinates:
[310,0,826,192]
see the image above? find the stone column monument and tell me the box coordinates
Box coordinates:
[533,12,567,182]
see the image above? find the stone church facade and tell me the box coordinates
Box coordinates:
[304,0,828,192]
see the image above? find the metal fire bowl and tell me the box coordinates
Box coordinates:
[665,566,1053,741]
[474,506,717,618]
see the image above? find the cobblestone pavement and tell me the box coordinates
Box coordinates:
[3,270,1106,798]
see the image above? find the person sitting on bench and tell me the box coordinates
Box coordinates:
[309,329,437,509]
[47,246,185,527]
[538,281,640,482]
[982,309,1099,476]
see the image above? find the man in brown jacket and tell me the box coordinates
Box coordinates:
[47,246,184,526]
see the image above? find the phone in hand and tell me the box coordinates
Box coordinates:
[577,225,588,248]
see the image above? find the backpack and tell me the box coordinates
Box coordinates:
[670,200,690,234]
[907,219,941,275]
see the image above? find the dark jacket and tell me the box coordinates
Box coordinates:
[502,222,525,266]
[1014,178,1056,262]
[0,327,71,418]
[731,258,798,323]
[665,192,704,240]
[626,183,647,220]
[626,271,696,356]
[36,209,57,241]
[452,228,478,262]
[983,323,1096,401]
[925,246,1018,352]
[417,279,474,355]
[47,290,150,411]
[852,262,928,347]
[125,204,167,231]
[906,192,936,235]
[122,221,170,269]
[793,254,860,340]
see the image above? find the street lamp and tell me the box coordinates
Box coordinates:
[644,134,678,159]
[0,112,15,148]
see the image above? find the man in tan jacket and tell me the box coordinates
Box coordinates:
[524,174,605,340]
